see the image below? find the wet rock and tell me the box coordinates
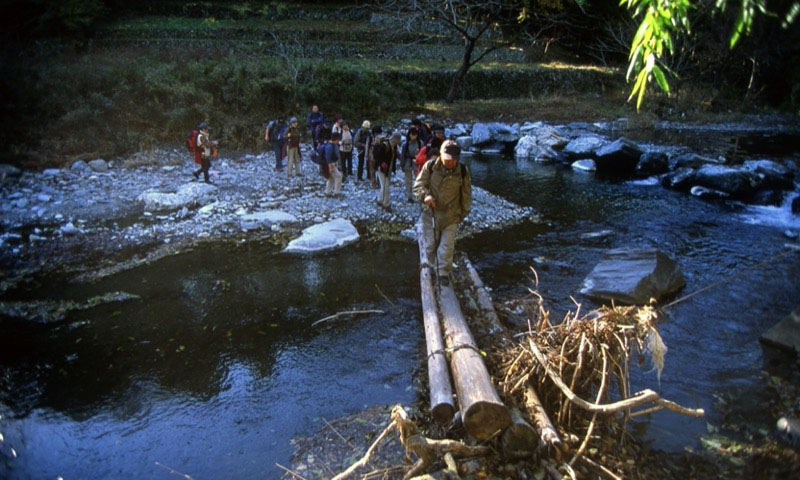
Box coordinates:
[593,137,642,175]
[661,167,697,191]
[71,160,90,172]
[690,186,730,199]
[456,135,473,150]
[283,218,359,254]
[743,160,794,190]
[43,168,61,176]
[580,248,685,305]
[0,164,22,180]
[137,182,217,212]
[571,159,596,172]
[446,123,469,137]
[240,210,298,230]
[751,189,785,206]
[492,123,521,144]
[563,135,604,159]
[88,159,109,172]
[760,306,800,354]
[479,143,507,156]
[471,123,493,146]
[670,152,724,169]
[636,152,669,176]
[693,164,760,198]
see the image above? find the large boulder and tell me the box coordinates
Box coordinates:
[284,218,359,254]
[580,249,685,305]
[239,210,297,231]
[760,306,800,354]
[743,160,795,190]
[563,135,605,159]
[670,152,724,169]
[471,123,493,146]
[661,167,697,191]
[636,152,669,176]
[693,164,760,198]
[137,182,217,212]
[71,160,90,172]
[455,135,473,150]
[88,159,109,172]
[593,137,643,174]
[446,123,470,138]
[492,123,520,144]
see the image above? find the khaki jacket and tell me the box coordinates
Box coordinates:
[413,158,472,229]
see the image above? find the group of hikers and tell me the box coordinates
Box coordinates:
[188,104,472,285]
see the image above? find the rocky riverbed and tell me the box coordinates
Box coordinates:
[0,145,536,293]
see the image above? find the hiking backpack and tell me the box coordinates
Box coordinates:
[310,143,328,165]
[186,129,199,153]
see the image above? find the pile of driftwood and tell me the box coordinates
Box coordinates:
[326,233,705,479]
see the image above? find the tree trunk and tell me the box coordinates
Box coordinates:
[446,37,476,103]
[438,285,510,440]
[501,407,539,459]
[417,222,456,424]
[524,384,562,450]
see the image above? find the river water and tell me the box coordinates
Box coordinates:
[1,127,799,479]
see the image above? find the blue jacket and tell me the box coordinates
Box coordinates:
[307,111,324,131]
[324,143,340,165]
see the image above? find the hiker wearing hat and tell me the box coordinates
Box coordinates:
[400,127,424,203]
[431,124,445,144]
[193,122,219,183]
[354,120,373,184]
[286,117,302,178]
[338,120,354,180]
[413,139,472,286]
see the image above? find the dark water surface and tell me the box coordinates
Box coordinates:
[2,136,800,478]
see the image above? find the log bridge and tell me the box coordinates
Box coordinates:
[416,222,511,441]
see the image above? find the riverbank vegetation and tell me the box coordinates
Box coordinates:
[1,0,798,167]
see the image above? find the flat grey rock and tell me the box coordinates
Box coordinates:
[581,248,685,305]
[283,218,359,254]
[88,159,109,172]
[572,159,596,172]
[137,182,217,212]
[760,306,800,354]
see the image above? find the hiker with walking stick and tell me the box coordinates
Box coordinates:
[413,139,472,287]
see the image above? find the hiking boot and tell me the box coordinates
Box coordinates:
[193,171,200,180]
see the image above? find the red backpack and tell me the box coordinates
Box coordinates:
[415,145,428,176]
[186,129,202,164]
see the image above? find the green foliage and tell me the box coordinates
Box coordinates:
[623,0,800,109]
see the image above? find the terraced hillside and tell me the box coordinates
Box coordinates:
[1,1,624,163]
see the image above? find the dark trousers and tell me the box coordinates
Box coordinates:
[194,157,210,182]
[273,142,283,169]
[340,151,353,177]
[356,150,366,181]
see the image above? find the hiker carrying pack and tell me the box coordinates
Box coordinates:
[186,128,201,164]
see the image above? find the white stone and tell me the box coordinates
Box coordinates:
[37,193,51,202]
[43,168,61,176]
[60,222,83,235]
[240,210,298,230]
[70,160,90,172]
[283,218,359,254]
[137,182,217,212]
[572,159,597,172]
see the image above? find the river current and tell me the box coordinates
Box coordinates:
[1,126,799,479]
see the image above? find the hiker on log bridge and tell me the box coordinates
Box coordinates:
[413,139,472,287]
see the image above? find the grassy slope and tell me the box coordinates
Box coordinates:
[0,4,780,166]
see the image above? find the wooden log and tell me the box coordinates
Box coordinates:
[501,407,539,459]
[438,285,510,440]
[417,222,456,424]
[462,257,504,335]
[524,384,562,450]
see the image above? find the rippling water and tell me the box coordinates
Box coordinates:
[2,135,799,478]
